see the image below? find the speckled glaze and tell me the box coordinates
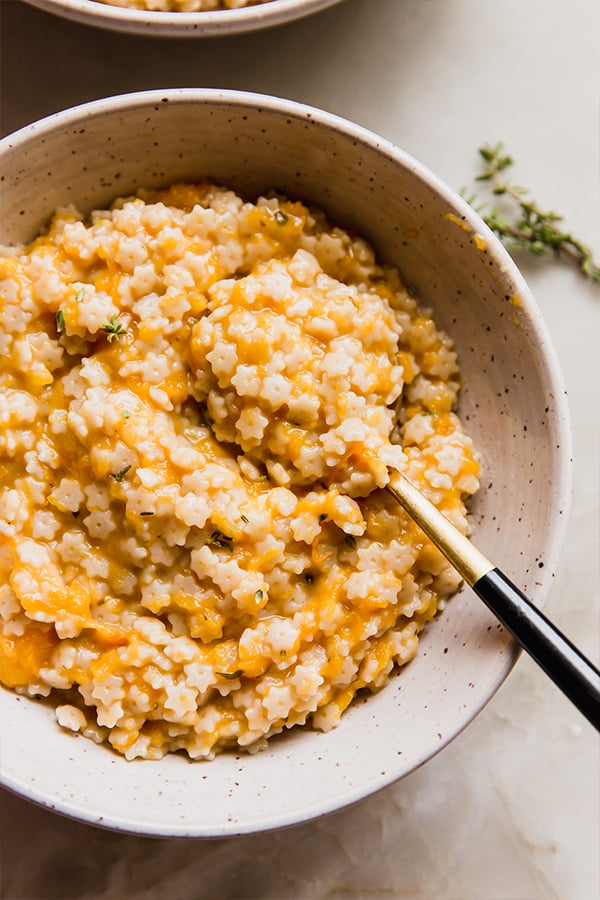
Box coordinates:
[24,0,346,37]
[0,90,572,837]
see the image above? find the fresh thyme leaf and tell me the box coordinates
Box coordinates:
[466,142,600,284]
[405,284,417,298]
[274,210,289,225]
[254,589,264,603]
[75,288,86,303]
[112,464,132,483]
[344,534,357,550]
[102,314,128,342]
[241,514,249,524]
[216,669,243,680]
[319,513,328,522]
[140,511,154,516]
[55,309,66,333]
[207,529,234,551]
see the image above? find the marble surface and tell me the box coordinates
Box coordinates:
[0,0,598,897]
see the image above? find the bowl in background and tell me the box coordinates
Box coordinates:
[0,89,571,836]
[24,0,346,36]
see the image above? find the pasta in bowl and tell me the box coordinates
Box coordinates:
[0,90,570,835]
[0,181,479,761]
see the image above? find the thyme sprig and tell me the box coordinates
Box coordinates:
[465,143,599,284]
[102,315,128,342]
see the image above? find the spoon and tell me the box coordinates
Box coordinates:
[387,472,600,730]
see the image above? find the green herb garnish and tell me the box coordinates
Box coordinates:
[112,464,132,483]
[274,210,289,226]
[465,142,600,284]
[55,309,66,333]
[319,513,328,522]
[140,511,154,516]
[75,288,86,303]
[216,669,243,680]
[241,514,249,524]
[102,315,128,342]
[207,529,234,551]
[344,534,357,550]
[254,589,264,603]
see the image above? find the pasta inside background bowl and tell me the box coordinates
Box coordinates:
[0,89,571,836]
[24,0,347,36]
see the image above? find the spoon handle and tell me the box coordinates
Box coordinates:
[387,474,600,729]
[473,567,600,729]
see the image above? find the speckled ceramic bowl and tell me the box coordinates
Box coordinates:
[24,0,346,36]
[0,90,571,837]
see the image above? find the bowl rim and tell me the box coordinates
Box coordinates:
[24,0,345,36]
[0,88,573,837]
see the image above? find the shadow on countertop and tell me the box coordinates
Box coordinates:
[0,0,451,138]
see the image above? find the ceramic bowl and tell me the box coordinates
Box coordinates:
[0,89,571,836]
[24,0,346,36]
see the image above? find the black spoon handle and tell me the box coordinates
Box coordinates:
[473,568,600,729]
[386,474,600,730]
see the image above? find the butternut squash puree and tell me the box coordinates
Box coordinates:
[0,627,58,688]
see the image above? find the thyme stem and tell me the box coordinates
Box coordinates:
[465,142,600,285]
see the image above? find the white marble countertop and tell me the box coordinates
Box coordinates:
[0,0,598,897]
